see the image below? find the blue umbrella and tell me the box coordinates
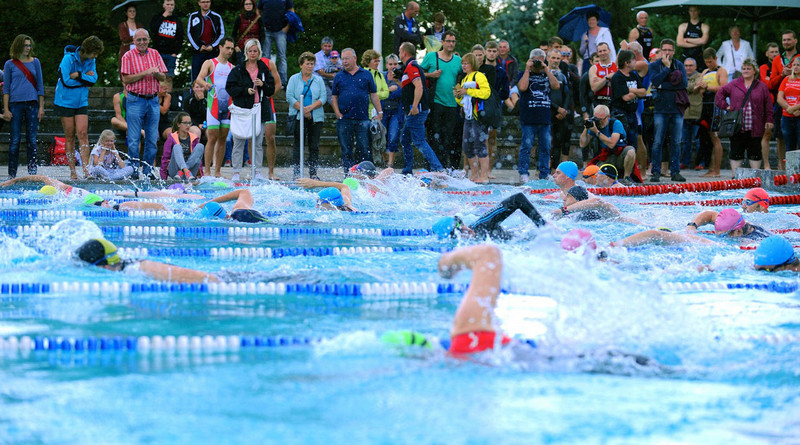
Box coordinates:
[558,5,612,43]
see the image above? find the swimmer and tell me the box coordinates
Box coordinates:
[75,238,219,283]
[581,165,600,186]
[741,187,769,213]
[686,208,771,241]
[296,178,357,211]
[552,185,641,224]
[594,164,626,188]
[754,236,799,272]
[542,161,584,200]
[198,189,269,223]
[82,193,168,212]
[433,192,547,241]
[116,183,206,200]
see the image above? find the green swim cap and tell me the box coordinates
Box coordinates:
[83,193,105,207]
[342,177,359,190]
[380,330,433,349]
[212,181,229,189]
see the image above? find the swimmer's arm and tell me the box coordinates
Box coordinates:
[560,197,614,214]
[138,260,220,283]
[687,210,718,232]
[118,201,168,211]
[295,179,353,205]
[440,245,503,336]
[376,167,395,182]
[201,189,254,210]
[610,230,714,247]
[0,175,65,190]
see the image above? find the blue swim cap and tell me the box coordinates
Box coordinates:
[201,202,226,219]
[557,161,579,180]
[318,187,344,207]
[754,236,796,267]
[433,216,457,239]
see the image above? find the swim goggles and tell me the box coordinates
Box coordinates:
[450,216,465,237]
[755,252,798,272]
[743,198,768,207]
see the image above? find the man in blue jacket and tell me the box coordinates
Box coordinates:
[187,0,225,82]
[258,0,294,86]
[648,39,687,182]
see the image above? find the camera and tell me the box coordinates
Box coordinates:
[584,116,600,128]
[532,59,544,69]
[392,63,404,81]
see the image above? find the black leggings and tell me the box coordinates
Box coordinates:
[471,193,546,238]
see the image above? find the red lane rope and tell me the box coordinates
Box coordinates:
[773,174,800,185]
[528,178,762,196]
[637,194,800,207]
[443,190,493,196]
[772,228,800,234]
[739,244,800,250]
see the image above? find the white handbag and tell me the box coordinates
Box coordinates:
[229,103,263,140]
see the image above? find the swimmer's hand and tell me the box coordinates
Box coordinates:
[438,253,464,279]
[296,178,322,188]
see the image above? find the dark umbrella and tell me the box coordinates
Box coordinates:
[109,0,160,29]
[558,4,612,43]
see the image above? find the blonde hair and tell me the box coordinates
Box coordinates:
[244,39,262,59]
[95,129,116,148]
[461,53,477,71]
[361,49,381,67]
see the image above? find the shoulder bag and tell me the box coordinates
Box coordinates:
[717,81,756,138]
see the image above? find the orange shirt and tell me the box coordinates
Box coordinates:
[779,76,800,117]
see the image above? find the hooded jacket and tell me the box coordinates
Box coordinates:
[187,10,224,51]
[54,45,97,109]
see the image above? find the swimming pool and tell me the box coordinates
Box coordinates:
[0,176,799,444]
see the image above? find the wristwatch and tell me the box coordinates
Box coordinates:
[687,222,698,228]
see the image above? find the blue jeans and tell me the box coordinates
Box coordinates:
[336,119,370,172]
[382,108,403,153]
[401,109,443,174]
[161,54,177,77]
[782,115,800,151]
[519,123,551,179]
[125,94,160,175]
[681,119,701,167]
[651,113,683,176]
[8,101,40,177]
[262,30,287,85]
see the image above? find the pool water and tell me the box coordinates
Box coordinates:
[0,177,799,444]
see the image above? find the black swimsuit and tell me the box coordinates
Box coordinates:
[230,208,268,223]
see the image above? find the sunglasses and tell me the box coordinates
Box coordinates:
[755,252,798,272]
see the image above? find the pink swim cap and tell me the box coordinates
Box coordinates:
[715,208,746,233]
[561,229,597,253]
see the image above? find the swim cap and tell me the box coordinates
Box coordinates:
[318,187,344,207]
[432,216,457,239]
[168,183,186,192]
[39,185,57,196]
[75,238,121,266]
[557,161,578,180]
[754,236,796,267]
[349,161,377,178]
[581,165,599,179]
[561,229,597,253]
[342,177,359,190]
[201,202,227,219]
[212,181,229,189]
[598,164,618,180]
[714,208,746,233]
[744,187,769,210]
[83,193,105,207]
[380,330,433,349]
[567,185,589,202]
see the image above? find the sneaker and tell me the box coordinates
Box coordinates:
[231,172,240,181]
[650,175,661,183]
[224,160,232,167]
[619,177,633,186]
[185,173,194,181]
[519,174,529,184]
[671,173,686,182]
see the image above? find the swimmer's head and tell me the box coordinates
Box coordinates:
[566,185,590,203]
[561,229,597,254]
[581,165,599,185]
[556,161,578,180]
[380,330,433,349]
[83,193,111,208]
[75,238,122,268]
[201,202,227,219]
[433,215,465,239]
[416,169,432,185]
[39,185,57,196]
[714,208,746,236]
[212,181,229,189]
[317,187,345,207]
[342,177,359,190]
[598,164,618,181]
[743,187,769,213]
[349,161,377,178]
[168,183,187,192]
[754,236,798,272]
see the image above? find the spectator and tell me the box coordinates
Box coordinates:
[579,52,599,120]
[628,11,654,59]
[424,11,447,52]
[331,48,381,173]
[157,80,173,141]
[184,80,207,138]
[257,0,294,85]
[777,57,800,154]
[588,42,617,108]
[677,5,710,71]
[89,129,134,180]
[681,58,704,169]
[382,54,404,167]
[160,112,205,180]
[648,39,688,182]
[698,47,729,177]
[393,2,423,55]
[286,51,326,179]
[761,42,781,169]
[456,53,492,182]
[398,41,443,174]
[313,37,337,102]
[717,25,754,81]
[610,49,645,173]
[54,35,103,180]
[2,34,45,179]
[515,49,560,182]
[640,49,660,173]
[497,40,519,82]
[483,41,510,177]
[319,50,343,106]
[194,36,235,177]
[421,30,461,169]
[260,47,283,180]
[716,58,773,177]
[187,0,225,82]
[118,4,143,62]
[547,48,572,168]
[580,105,640,183]
[768,30,799,170]
[150,0,183,90]
[232,0,262,65]
[625,41,651,174]
[110,90,131,138]
[580,11,616,74]
[119,28,168,179]
[362,49,389,118]
[226,39,276,181]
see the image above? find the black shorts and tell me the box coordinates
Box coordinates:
[729,131,761,161]
[53,105,88,117]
